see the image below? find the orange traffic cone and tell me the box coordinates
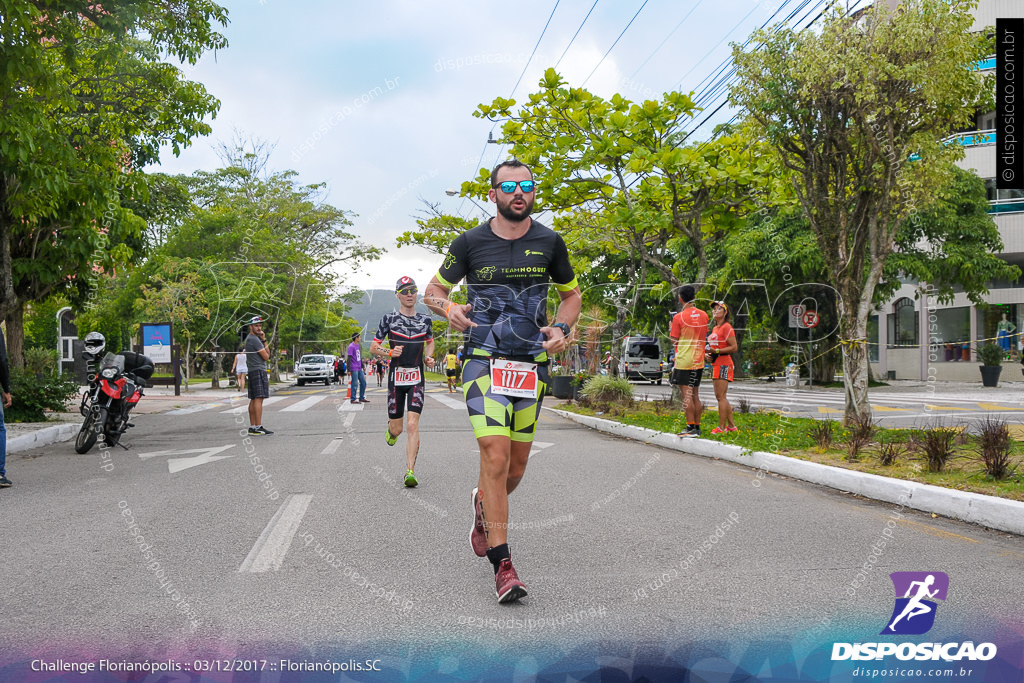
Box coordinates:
[346,386,351,399]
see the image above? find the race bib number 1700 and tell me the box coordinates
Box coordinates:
[489,359,538,398]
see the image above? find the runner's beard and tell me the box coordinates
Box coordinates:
[496,195,534,222]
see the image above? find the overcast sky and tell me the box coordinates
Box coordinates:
[152,0,834,293]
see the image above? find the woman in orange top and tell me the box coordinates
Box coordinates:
[709,301,738,434]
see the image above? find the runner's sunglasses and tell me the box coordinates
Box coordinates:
[496,180,536,193]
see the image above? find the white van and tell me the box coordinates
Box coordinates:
[619,336,665,384]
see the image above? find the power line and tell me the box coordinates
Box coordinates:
[581,0,651,87]
[680,0,865,141]
[555,0,601,69]
[508,0,562,101]
[628,0,708,81]
[673,0,767,92]
[461,0,562,215]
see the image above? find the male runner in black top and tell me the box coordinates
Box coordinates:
[423,159,581,603]
[370,276,435,488]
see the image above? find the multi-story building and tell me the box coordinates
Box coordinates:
[870,0,1023,381]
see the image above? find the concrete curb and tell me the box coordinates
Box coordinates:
[8,423,81,454]
[8,382,296,452]
[548,408,1024,537]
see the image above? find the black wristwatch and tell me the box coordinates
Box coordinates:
[552,322,571,339]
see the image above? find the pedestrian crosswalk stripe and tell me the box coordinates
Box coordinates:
[339,401,364,411]
[166,402,226,415]
[219,396,287,413]
[281,395,328,412]
[428,393,464,410]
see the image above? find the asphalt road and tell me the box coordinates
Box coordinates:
[2,381,1022,680]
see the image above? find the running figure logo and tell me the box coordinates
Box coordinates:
[881,571,949,635]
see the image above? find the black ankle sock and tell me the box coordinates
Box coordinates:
[486,543,510,574]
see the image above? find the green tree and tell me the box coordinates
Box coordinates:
[85,143,382,382]
[881,166,1020,305]
[463,70,769,373]
[0,1,228,365]
[731,0,993,422]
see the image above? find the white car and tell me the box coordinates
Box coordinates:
[297,354,333,386]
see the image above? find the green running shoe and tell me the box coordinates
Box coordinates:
[385,426,398,447]
[404,469,418,488]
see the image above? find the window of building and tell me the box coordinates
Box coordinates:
[984,178,1024,202]
[893,298,918,347]
[925,307,970,362]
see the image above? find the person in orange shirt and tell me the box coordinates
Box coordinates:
[669,285,709,438]
[708,300,738,434]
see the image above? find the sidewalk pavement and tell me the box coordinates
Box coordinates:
[549,407,1024,537]
[5,377,296,456]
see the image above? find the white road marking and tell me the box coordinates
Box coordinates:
[166,402,225,415]
[339,401,365,412]
[529,441,554,459]
[138,444,237,473]
[320,414,355,455]
[219,396,287,413]
[280,395,328,412]
[428,393,464,410]
[238,494,313,573]
[320,438,344,455]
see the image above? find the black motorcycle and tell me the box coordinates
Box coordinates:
[75,333,154,454]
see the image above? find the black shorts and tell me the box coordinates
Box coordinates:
[446,369,457,378]
[670,368,703,389]
[388,372,425,420]
[247,369,270,399]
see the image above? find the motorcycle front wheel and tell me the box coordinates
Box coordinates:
[75,409,99,454]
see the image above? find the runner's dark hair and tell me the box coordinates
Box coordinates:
[490,159,533,187]
[679,285,696,303]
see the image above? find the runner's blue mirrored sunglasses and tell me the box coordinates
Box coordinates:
[496,180,536,193]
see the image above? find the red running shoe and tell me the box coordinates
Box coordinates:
[471,487,487,557]
[494,558,527,603]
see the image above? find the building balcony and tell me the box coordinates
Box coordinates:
[944,129,995,147]
[973,56,995,72]
[989,198,1024,215]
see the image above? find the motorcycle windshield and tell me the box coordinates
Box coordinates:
[100,353,125,373]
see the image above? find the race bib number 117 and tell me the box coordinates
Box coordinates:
[490,359,538,398]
